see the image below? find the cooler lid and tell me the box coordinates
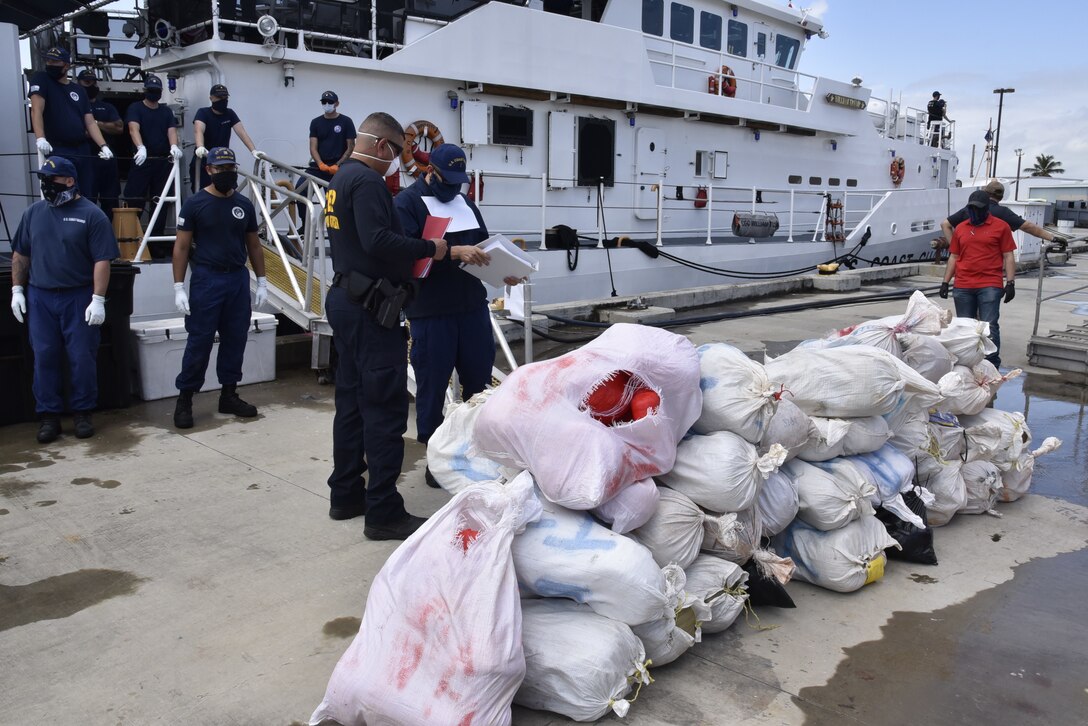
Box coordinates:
[131,316,189,340]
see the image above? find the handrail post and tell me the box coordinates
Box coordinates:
[705,184,713,244]
[1032,245,1047,338]
[751,186,756,213]
[539,172,548,251]
[211,0,219,39]
[788,189,795,242]
[655,179,664,246]
[596,180,605,248]
[522,279,533,365]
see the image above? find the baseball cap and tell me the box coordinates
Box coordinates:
[76,69,97,82]
[206,147,237,166]
[35,156,78,180]
[144,75,163,89]
[210,84,229,98]
[932,91,941,97]
[429,143,470,185]
[320,90,338,103]
[981,180,1005,199]
[967,190,991,209]
[41,46,71,64]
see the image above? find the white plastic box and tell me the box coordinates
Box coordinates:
[130,313,278,401]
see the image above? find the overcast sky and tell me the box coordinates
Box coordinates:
[799,0,1088,181]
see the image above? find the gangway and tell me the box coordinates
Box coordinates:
[1027,233,1088,376]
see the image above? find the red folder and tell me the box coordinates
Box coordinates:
[413,215,452,278]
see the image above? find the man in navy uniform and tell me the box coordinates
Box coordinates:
[123,75,182,258]
[323,111,447,540]
[171,147,268,429]
[307,91,356,183]
[394,144,522,466]
[28,47,114,203]
[76,69,123,220]
[9,157,119,442]
[192,83,263,190]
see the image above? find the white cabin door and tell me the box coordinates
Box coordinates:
[547,111,575,189]
[635,127,665,220]
[938,159,949,188]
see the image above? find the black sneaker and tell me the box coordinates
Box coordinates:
[424,467,441,489]
[73,413,94,439]
[364,514,428,541]
[329,502,367,520]
[37,417,61,444]
[219,385,257,418]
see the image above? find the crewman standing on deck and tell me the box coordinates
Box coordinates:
[76,69,123,220]
[191,84,264,190]
[307,91,356,183]
[123,75,182,258]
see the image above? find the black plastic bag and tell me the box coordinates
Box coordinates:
[741,557,796,609]
[876,490,938,565]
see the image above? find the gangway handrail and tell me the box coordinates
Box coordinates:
[1032,235,1088,338]
[237,168,311,309]
[132,157,182,263]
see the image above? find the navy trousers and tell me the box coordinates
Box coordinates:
[325,286,410,525]
[953,286,1003,367]
[28,285,99,414]
[175,267,251,392]
[409,306,496,444]
[92,156,120,220]
[123,156,172,256]
[52,143,96,203]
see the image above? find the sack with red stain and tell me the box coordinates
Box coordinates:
[473,324,701,510]
[308,471,542,726]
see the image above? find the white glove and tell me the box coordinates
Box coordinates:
[134,145,147,166]
[252,149,265,160]
[170,145,183,162]
[84,294,106,326]
[174,282,190,315]
[36,137,52,156]
[11,285,26,324]
[195,146,208,158]
[254,276,269,308]
[98,145,114,161]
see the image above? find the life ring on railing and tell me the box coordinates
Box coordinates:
[708,65,737,98]
[890,156,906,186]
[401,120,444,177]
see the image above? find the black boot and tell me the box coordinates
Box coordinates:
[218,384,257,418]
[73,412,95,439]
[37,416,62,443]
[174,390,194,429]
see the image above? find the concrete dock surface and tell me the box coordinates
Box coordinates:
[2,265,1087,726]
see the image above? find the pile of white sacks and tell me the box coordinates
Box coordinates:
[309,292,1062,726]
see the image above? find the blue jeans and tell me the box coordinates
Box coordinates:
[952,286,1003,367]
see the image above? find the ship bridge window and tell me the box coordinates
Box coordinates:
[576,117,615,187]
[846,178,859,187]
[670,3,694,44]
[788,174,802,185]
[492,106,533,146]
[727,20,748,57]
[755,32,766,58]
[829,177,841,187]
[699,12,722,50]
[775,35,800,69]
[642,0,664,35]
[809,176,822,185]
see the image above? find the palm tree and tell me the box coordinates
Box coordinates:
[1025,154,1065,177]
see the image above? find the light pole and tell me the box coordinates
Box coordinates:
[991,88,1015,177]
[1014,148,1024,201]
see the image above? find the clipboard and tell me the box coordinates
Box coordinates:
[460,234,539,287]
[413,215,451,278]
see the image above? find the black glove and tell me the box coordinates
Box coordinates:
[938,282,949,299]
[1003,281,1015,303]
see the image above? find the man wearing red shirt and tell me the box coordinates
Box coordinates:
[939,189,1016,367]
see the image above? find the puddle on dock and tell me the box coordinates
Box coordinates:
[0,569,147,632]
[322,616,361,639]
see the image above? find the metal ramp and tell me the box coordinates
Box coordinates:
[1027,237,1088,375]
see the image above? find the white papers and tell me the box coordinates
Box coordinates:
[421,194,479,232]
[462,234,539,288]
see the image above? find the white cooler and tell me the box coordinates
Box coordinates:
[130,313,278,401]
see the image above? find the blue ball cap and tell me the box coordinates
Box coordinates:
[36,156,78,180]
[144,74,163,89]
[429,143,470,185]
[41,46,71,64]
[76,68,97,82]
[206,147,237,167]
[320,90,338,103]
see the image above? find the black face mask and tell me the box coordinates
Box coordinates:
[45,65,65,81]
[211,98,228,112]
[211,171,238,193]
[41,179,75,206]
[84,84,98,100]
[427,176,462,203]
[967,206,990,226]
[145,89,162,102]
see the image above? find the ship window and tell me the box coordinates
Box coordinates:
[846,178,859,187]
[576,117,615,187]
[828,177,841,186]
[776,35,800,69]
[492,106,533,146]
[699,12,722,50]
[695,150,706,176]
[788,174,802,184]
[755,32,766,58]
[809,176,822,185]
[670,4,694,44]
[642,0,664,36]
[727,20,747,57]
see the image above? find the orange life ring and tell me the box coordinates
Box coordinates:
[890,157,906,186]
[720,65,737,98]
[401,120,444,177]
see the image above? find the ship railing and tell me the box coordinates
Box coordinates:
[131,156,183,263]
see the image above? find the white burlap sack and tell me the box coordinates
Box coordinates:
[683,555,749,634]
[427,389,508,494]
[796,417,851,462]
[630,567,711,667]
[998,437,1061,502]
[960,409,1032,470]
[693,342,781,443]
[885,402,930,457]
[632,487,734,569]
[938,317,998,367]
[830,290,946,357]
[592,477,660,534]
[701,503,762,565]
[915,452,966,526]
[474,324,701,509]
[898,332,956,383]
[846,445,922,528]
[783,458,876,530]
[760,398,812,460]
[758,470,800,537]
[939,362,1023,416]
[960,460,1002,515]
[513,494,676,626]
[772,514,900,593]
[841,415,893,456]
[309,473,541,726]
[516,599,651,721]
[661,431,786,513]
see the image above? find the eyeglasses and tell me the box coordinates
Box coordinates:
[361,132,403,158]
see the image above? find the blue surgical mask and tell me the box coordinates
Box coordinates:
[322,103,336,114]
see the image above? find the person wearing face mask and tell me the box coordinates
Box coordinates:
[123,75,182,259]
[191,84,262,191]
[76,69,123,220]
[170,147,268,429]
[940,189,1017,367]
[322,112,448,541]
[27,48,114,206]
[307,91,356,183]
[393,143,524,466]
[9,156,119,443]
